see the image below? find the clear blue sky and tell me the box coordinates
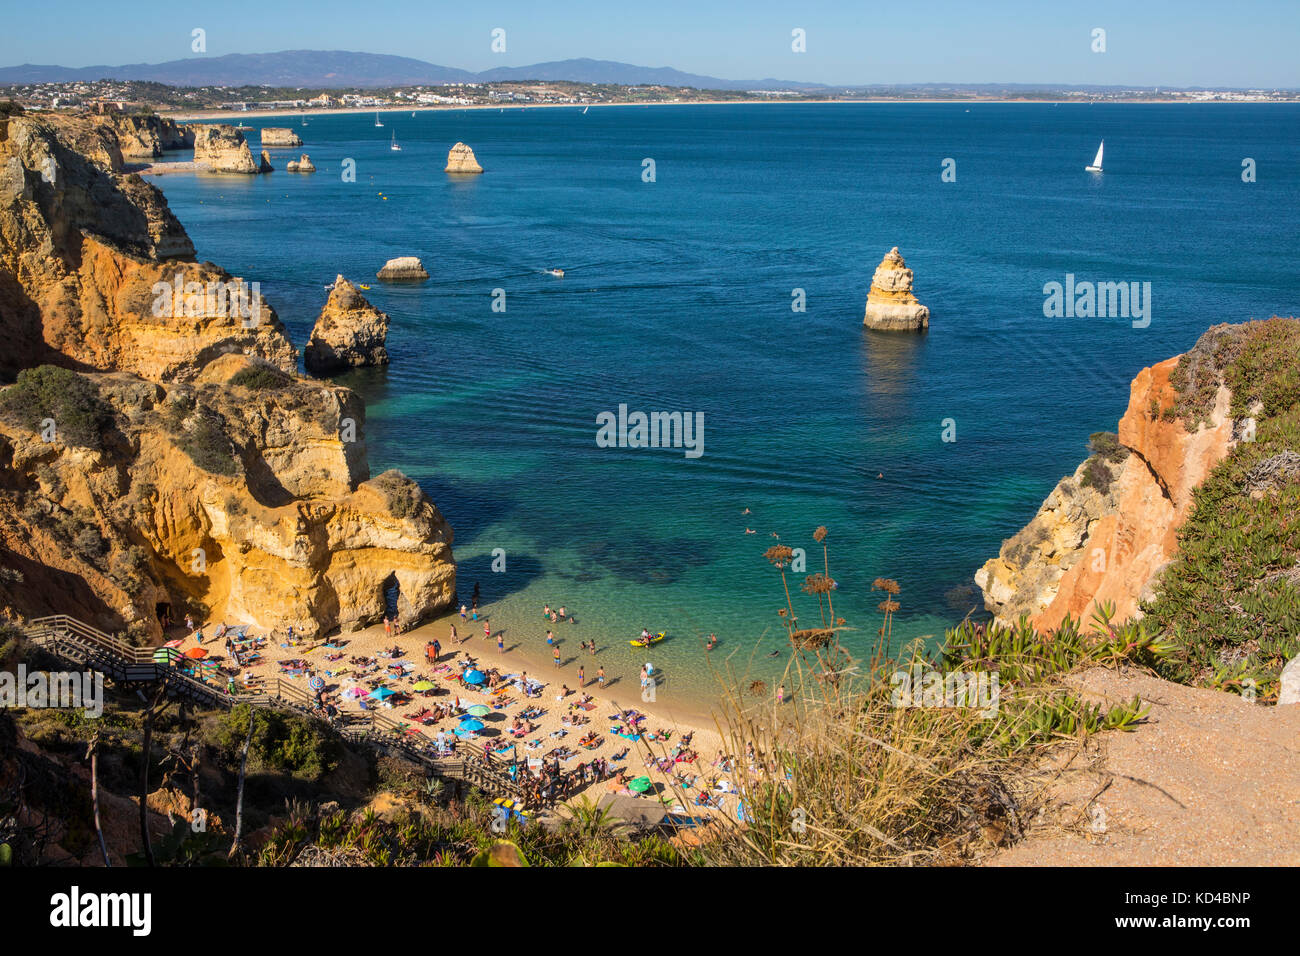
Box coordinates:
[3,0,1297,87]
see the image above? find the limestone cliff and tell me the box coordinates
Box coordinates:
[191,124,259,174]
[107,114,193,158]
[0,113,294,381]
[260,128,303,148]
[863,247,929,331]
[444,142,483,174]
[976,345,1237,630]
[304,276,390,376]
[0,112,456,642]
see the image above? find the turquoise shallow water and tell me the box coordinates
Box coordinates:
[153,102,1300,704]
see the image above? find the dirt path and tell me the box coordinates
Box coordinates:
[986,666,1300,866]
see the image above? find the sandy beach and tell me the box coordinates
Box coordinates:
[158,96,1193,124]
[172,601,745,817]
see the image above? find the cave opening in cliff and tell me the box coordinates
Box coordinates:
[383,574,400,622]
[155,602,172,628]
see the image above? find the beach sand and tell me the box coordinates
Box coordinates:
[175,603,745,818]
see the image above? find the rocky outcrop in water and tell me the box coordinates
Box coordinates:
[444,142,483,174]
[258,149,274,173]
[260,127,303,147]
[286,154,316,173]
[976,348,1236,629]
[376,256,428,281]
[192,124,259,174]
[0,113,456,641]
[304,276,390,375]
[863,247,929,331]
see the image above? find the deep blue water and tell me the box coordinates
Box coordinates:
[152,102,1300,699]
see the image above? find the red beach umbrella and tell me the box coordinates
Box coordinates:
[185,647,208,659]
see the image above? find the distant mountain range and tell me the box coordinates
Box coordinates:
[0,51,827,91]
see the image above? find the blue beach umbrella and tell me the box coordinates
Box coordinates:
[463,669,485,685]
[309,676,326,692]
[368,686,396,701]
[458,718,485,732]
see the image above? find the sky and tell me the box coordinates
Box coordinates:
[2,0,1297,88]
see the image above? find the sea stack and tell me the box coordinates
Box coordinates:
[376,256,429,281]
[257,150,274,173]
[862,247,930,331]
[445,142,483,174]
[286,154,316,173]
[191,124,259,174]
[261,127,303,147]
[304,276,391,375]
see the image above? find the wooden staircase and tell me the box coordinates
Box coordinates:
[21,614,531,805]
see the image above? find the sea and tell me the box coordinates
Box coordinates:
[151,101,1300,704]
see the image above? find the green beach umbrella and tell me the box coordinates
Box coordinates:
[412,681,436,691]
[466,704,490,717]
[629,776,652,794]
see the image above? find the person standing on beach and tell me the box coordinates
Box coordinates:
[577,665,585,687]
[553,646,561,668]
[484,620,491,642]
[449,623,458,645]
[597,666,605,688]
[546,629,554,645]
[460,604,467,622]
[497,633,505,655]
[777,684,785,705]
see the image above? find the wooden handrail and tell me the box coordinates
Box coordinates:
[23,614,537,803]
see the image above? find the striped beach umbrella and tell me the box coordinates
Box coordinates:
[309,676,326,692]
[153,648,180,664]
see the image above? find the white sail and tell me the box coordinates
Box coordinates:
[1087,140,1104,170]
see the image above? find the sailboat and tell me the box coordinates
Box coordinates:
[582,105,589,114]
[390,130,401,152]
[374,112,384,128]
[1086,140,1104,173]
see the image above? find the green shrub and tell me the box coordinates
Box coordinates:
[229,365,292,391]
[1087,431,1128,464]
[211,705,341,780]
[371,470,423,519]
[1079,456,1115,495]
[178,412,238,476]
[0,366,111,450]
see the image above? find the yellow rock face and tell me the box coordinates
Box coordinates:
[445,142,483,174]
[0,113,457,642]
[863,247,929,331]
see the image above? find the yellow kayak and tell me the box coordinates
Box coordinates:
[630,632,665,647]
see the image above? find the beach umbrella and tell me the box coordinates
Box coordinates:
[309,676,326,692]
[629,776,652,794]
[412,680,435,692]
[458,718,485,732]
[343,687,366,700]
[153,648,180,664]
[453,724,477,737]
[163,639,184,649]
[185,647,208,659]
[466,704,490,717]
[369,687,396,701]
[463,669,485,685]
